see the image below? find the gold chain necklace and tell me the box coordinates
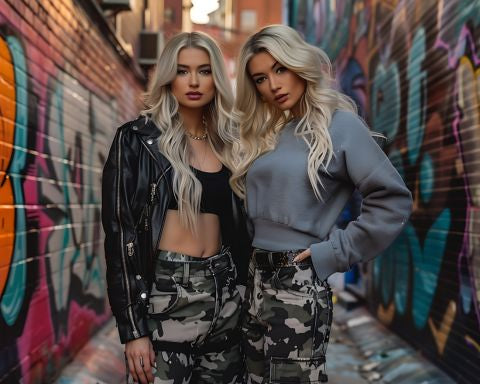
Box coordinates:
[185,115,208,140]
[185,130,208,140]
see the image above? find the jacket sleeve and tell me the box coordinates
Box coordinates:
[101,125,150,343]
[230,193,253,285]
[310,112,413,281]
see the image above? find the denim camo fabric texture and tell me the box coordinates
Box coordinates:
[127,249,245,384]
[243,257,333,384]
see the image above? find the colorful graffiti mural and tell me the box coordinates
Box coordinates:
[289,0,480,382]
[0,1,142,381]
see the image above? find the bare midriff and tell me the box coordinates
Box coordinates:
[158,209,221,257]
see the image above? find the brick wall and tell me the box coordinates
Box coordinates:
[0,0,144,382]
[289,0,480,382]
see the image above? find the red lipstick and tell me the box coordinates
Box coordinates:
[186,91,202,100]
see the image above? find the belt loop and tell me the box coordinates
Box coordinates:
[208,258,218,276]
[182,263,190,287]
[268,252,274,268]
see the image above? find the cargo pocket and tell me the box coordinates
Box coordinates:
[311,282,333,357]
[270,356,327,383]
[148,274,180,316]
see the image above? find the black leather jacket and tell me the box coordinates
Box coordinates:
[101,116,251,344]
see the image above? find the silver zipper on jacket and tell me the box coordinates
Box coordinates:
[143,183,157,231]
[116,130,139,338]
[140,140,172,249]
[144,205,150,231]
[150,183,156,203]
[127,242,134,257]
[154,184,170,252]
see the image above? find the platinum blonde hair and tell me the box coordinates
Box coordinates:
[231,25,357,199]
[142,32,237,231]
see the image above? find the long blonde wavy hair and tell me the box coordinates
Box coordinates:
[142,32,237,231]
[231,25,357,199]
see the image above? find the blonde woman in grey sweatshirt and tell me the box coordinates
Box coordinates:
[231,25,413,384]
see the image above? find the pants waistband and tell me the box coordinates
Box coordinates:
[253,248,312,269]
[155,247,232,286]
[156,246,230,264]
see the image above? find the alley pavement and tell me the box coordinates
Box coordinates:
[55,294,455,384]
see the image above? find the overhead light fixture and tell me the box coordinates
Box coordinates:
[190,0,219,24]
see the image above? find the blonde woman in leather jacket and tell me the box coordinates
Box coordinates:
[102,32,250,384]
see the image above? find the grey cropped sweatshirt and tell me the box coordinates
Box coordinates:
[246,110,413,281]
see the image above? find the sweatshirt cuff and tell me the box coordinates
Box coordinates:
[310,241,338,281]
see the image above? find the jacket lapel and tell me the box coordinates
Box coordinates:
[134,116,172,174]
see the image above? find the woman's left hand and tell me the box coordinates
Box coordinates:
[293,248,311,262]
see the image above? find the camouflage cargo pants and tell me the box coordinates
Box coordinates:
[128,248,245,384]
[243,252,333,383]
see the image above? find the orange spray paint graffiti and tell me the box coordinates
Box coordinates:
[0,35,15,297]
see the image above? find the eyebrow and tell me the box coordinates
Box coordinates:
[251,61,279,78]
[177,64,211,68]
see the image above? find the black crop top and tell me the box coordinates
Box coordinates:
[167,165,231,215]
[166,164,235,255]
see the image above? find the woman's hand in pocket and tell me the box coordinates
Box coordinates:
[125,336,156,384]
[293,248,311,263]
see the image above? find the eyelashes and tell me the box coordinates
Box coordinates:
[176,68,212,76]
[254,76,266,84]
[253,67,288,85]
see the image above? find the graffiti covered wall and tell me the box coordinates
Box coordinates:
[0,0,143,382]
[289,0,480,382]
